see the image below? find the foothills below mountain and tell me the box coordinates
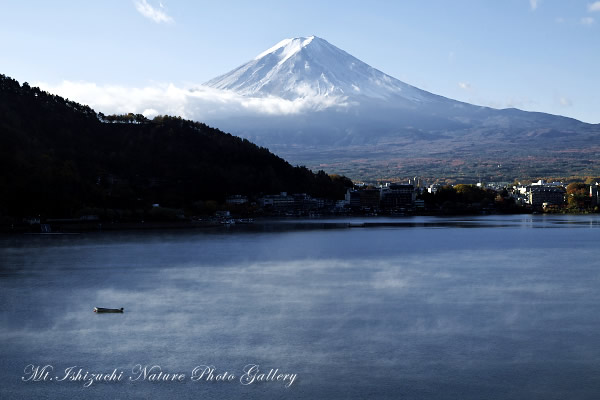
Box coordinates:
[201,36,600,181]
[0,74,352,219]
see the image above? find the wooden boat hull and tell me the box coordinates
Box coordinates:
[94,307,124,313]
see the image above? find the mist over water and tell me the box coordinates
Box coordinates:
[1,215,600,399]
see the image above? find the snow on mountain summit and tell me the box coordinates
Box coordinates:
[254,36,315,62]
[204,36,433,103]
[197,37,599,182]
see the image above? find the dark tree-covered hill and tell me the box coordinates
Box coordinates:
[0,74,352,218]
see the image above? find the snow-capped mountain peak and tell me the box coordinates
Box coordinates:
[199,37,598,182]
[204,36,433,103]
[254,35,315,62]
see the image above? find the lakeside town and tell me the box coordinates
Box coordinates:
[224,178,600,217]
[12,178,599,233]
[3,74,599,234]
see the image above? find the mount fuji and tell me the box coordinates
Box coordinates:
[202,36,600,181]
[206,36,431,103]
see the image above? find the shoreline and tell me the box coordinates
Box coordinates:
[2,212,598,235]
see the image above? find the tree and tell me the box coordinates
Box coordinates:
[566,182,590,210]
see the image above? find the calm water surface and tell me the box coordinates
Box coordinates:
[1,215,600,399]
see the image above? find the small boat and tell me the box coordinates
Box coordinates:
[94,307,124,313]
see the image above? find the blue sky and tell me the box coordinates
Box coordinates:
[1,0,598,123]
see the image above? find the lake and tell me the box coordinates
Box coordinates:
[1,215,600,399]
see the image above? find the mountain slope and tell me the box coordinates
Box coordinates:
[202,36,600,181]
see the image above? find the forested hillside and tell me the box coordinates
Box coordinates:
[0,74,352,219]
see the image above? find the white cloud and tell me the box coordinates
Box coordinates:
[35,81,349,120]
[133,0,173,24]
[581,17,595,25]
[529,0,541,10]
[589,2,600,12]
[458,82,471,90]
[559,97,572,107]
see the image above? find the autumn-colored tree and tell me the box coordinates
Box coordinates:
[566,182,590,209]
[567,182,587,195]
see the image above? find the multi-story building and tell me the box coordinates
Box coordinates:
[591,183,599,206]
[291,194,318,212]
[225,195,248,205]
[258,192,294,210]
[428,184,441,194]
[528,187,565,207]
[360,189,380,209]
[348,190,361,208]
[380,184,415,209]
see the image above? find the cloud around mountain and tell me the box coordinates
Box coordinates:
[32,35,600,180]
[36,36,435,122]
[37,79,350,120]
